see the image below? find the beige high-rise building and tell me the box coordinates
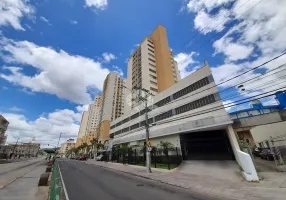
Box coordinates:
[59,139,75,154]
[126,25,181,108]
[97,72,126,141]
[86,94,103,133]
[76,95,103,146]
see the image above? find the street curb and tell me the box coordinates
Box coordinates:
[0,160,44,189]
[86,161,241,200]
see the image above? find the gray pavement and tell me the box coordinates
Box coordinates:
[58,159,234,200]
[0,158,44,188]
[86,160,286,200]
[0,160,49,200]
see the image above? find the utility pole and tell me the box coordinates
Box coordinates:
[12,137,19,158]
[56,133,62,154]
[123,85,153,173]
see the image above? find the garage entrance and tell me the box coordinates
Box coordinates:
[180,130,234,160]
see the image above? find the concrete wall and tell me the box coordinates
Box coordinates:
[233,112,283,128]
[250,121,286,145]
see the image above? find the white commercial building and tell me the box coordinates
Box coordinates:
[110,63,259,181]
[111,63,243,160]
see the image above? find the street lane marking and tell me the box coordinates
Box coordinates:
[58,161,70,200]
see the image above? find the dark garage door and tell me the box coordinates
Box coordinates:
[180,130,234,160]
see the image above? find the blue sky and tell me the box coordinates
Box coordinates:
[1,0,285,147]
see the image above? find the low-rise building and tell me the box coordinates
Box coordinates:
[0,145,12,159]
[230,91,286,147]
[0,115,9,145]
[8,142,40,158]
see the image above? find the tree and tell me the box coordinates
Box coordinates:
[158,141,174,157]
[73,147,79,156]
[80,142,88,154]
[90,138,98,157]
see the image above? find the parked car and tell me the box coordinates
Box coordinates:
[260,149,278,160]
[96,155,104,161]
[79,155,87,161]
[253,147,266,157]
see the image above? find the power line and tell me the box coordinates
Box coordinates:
[112,60,286,135]
[112,84,286,137]
[151,56,286,111]
[151,86,286,127]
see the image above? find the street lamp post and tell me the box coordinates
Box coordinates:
[122,85,153,173]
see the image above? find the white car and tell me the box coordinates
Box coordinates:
[96,155,103,161]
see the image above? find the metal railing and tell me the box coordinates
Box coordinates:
[49,160,67,200]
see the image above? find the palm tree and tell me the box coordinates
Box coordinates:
[86,145,92,157]
[90,138,98,158]
[158,141,174,157]
[81,142,88,154]
[73,147,79,156]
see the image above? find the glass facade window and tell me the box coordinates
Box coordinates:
[237,112,248,118]
[230,114,237,119]
[248,110,260,116]
[263,109,270,114]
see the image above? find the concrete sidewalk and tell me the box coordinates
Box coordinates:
[0,162,49,200]
[86,160,286,200]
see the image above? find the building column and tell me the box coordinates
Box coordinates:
[227,125,259,181]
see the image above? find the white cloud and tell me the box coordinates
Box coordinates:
[194,9,231,34]
[112,65,124,77]
[213,37,254,61]
[40,16,52,26]
[4,108,81,147]
[0,37,110,104]
[102,52,116,63]
[187,0,233,12]
[76,104,89,113]
[174,52,199,78]
[70,20,78,25]
[85,0,108,10]
[9,106,24,112]
[1,86,8,90]
[0,0,34,30]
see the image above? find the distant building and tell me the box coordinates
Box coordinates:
[0,115,9,145]
[97,72,127,142]
[59,139,75,154]
[230,91,286,147]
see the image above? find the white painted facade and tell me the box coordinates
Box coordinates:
[110,65,232,145]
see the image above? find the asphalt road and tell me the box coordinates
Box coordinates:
[59,160,231,200]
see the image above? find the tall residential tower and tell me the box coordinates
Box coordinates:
[127,25,181,108]
[97,72,126,141]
